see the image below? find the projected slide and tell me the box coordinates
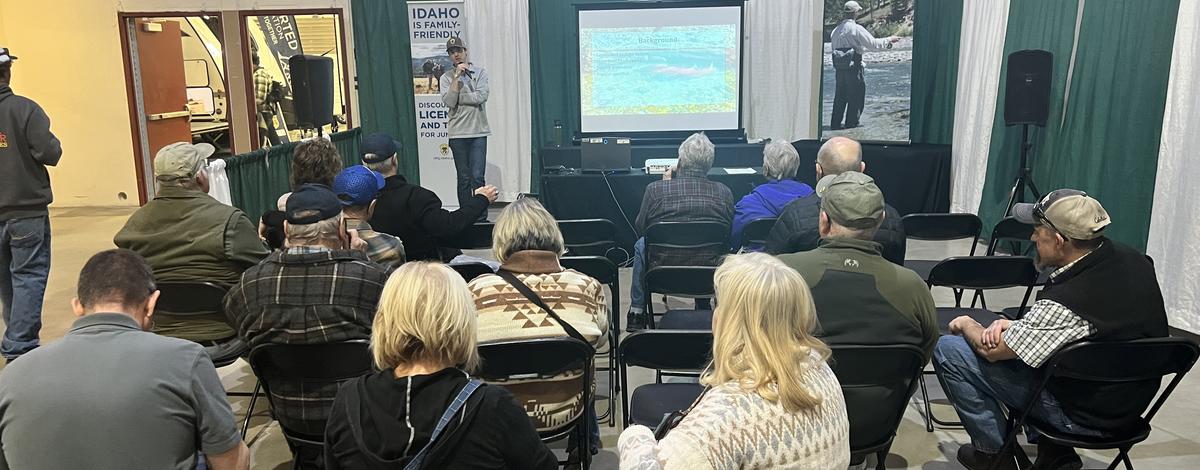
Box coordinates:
[579,6,742,133]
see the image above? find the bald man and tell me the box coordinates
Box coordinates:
[764,137,906,264]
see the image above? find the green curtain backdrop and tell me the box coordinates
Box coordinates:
[332,127,363,169]
[352,0,421,183]
[977,0,1178,251]
[909,0,963,145]
[224,143,298,222]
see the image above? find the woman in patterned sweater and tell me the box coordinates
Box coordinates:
[466,197,608,463]
[618,252,850,469]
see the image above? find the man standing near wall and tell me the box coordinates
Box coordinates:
[440,36,491,221]
[0,47,62,361]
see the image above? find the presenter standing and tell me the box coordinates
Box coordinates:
[830,1,899,130]
[440,36,491,221]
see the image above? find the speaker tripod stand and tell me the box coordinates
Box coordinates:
[1004,123,1043,216]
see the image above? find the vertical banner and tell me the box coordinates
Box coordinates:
[408,2,464,207]
[255,15,304,93]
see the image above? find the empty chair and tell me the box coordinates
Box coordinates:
[642,221,728,330]
[829,344,926,470]
[736,217,777,252]
[645,266,717,330]
[983,217,1047,318]
[901,213,983,281]
[559,218,617,257]
[618,330,713,428]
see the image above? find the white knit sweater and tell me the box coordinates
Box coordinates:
[618,356,850,470]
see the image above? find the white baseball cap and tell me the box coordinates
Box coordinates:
[845,1,864,12]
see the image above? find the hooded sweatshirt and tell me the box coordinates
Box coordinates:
[0,84,62,221]
[731,179,814,250]
[323,368,557,470]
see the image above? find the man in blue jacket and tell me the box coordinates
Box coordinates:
[0,47,63,360]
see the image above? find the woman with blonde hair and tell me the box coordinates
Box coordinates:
[323,262,555,469]
[467,196,608,465]
[618,252,850,469]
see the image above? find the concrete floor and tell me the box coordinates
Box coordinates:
[8,206,1200,469]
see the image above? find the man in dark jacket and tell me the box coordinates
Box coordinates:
[764,136,905,264]
[0,47,63,360]
[360,133,497,262]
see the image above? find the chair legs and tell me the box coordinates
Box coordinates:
[241,381,262,439]
[1106,447,1133,470]
[919,373,962,432]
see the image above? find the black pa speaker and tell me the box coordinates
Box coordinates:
[288,55,335,130]
[1004,50,1053,127]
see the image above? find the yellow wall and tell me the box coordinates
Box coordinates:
[1,0,140,207]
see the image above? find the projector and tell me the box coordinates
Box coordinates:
[645,158,678,175]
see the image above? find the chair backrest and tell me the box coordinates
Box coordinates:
[646,266,716,299]
[460,222,495,250]
[450,262,494,283]
[902,213,983,249]
[561,256,618,286]
[619,330,713,371]
[739,217,778,250]
[559,219,617,256]
[645,221,730,261]
[477,337,595,380]
[247,340,374,439]
[828,344,926,453]
[987,216,1036,256]
[155,282,227,315]
[927,256,1039,291]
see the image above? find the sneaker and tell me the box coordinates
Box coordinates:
[1031,441,1082,470]
[956,444,1017,470]
[626,311,649,332]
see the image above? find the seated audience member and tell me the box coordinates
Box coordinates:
[467,197,607,463]
[618,252,850,469]
[764,136,905,264]
[627,132,734,330]
[224,184,388,442]
[730,140,813,251]
[935,190,1169,470]
[778,172,937,358]
[333,165,406,269]
[0,249,249,469]
[324,262,557,470]
[260,138,346,247]
[361,133,499,262]
[114,142,268,363]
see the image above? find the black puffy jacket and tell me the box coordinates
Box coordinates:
[763,194,906,265]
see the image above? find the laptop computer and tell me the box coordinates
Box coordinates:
[580,137,632,173]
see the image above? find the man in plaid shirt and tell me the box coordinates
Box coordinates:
[333,165,405,270]
[934,190,1169,470]
[252,54,280,146]
[626,132,733,330]
[224,184,387,462]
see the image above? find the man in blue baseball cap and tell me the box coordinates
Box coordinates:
[333,165,405,269]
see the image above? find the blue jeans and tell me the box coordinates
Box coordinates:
[933,335,1103,453]
[566,403,601,455]
[0,216,50,359]
[449,136,487,214]
[630,238,647,312]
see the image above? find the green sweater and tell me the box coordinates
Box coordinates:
[114,186,269,341]
[777,237,938,359]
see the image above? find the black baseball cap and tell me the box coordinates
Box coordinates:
[361,133,399,164]
[285,184,343,225]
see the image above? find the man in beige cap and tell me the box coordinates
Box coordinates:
[935,189,1169,470]
[115,142,268,363]
[830,1,900,130]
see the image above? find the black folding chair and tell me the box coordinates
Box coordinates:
[561,255,620,427]
[247,340,373,461]
[829,345,927,470]
[901,213,983,282]
[458,222,495,250]
[737,217,777,252]
[645,266,716,330]
[156,282,260,437]
[920,256,1039,431]
[450,262,494,282]
[559,219,618,258]
[991,337,1200,470]
[477,337,595,470]
[643,221,727,330]
[618,330,713,428]
[983,217,1047,318]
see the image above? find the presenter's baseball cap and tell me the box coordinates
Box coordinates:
[1011,189,1110,240]
[844,1,864,12]
[333,166,386,206]
[0,47,16,66]
[361,133,399,164]
[286,184,343,225]
[446,37,467,52]
[816,171,884,229]
[154,142,215,181]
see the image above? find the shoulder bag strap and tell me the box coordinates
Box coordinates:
[495,269,594,352]
[403,379,484,470]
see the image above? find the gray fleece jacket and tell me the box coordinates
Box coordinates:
[438,63,491,139]
[0,84,62,220]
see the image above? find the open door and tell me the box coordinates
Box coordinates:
[132,19,191,203]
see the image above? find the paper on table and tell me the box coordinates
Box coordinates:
[724,168,757,175]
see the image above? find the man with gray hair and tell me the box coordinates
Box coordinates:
[730,139,813,251]
[626,132,734,330]
[765,136,905,264]
[115,142,268,364]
